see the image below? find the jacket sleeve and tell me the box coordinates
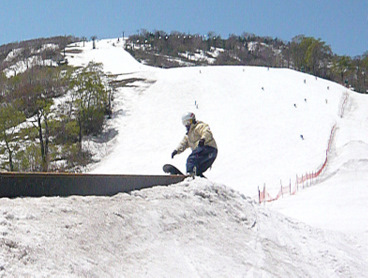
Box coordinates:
[176,135,189,154]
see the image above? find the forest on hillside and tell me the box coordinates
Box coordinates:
[0,37,113,172]
[126,30,368,94]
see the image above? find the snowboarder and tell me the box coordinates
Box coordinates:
[171,112,218,177]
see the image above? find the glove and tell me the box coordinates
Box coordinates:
[171,150,178,159]
[198,139,205,147]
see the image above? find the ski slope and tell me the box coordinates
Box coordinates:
[1,38,367,277]
[75,39,350,197]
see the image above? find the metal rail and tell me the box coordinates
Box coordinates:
[0,172,187,198]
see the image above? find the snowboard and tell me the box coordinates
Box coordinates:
[163,164,207,178]
[163,164,185,175]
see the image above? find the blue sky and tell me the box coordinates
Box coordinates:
[0,0,367,57]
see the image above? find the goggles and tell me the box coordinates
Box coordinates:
[183,119,192,126]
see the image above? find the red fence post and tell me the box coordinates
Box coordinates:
[280,180,283,197]
[296,175,298,192]
[289,179,291,195]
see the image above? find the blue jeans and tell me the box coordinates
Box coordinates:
[186,146,218,176]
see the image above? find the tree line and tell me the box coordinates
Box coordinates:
[0,62,111,172]
[0,36,78,72]
[127,30,368,93]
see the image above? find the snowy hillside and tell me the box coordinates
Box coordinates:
[1,38,367,277]
[69,39,353,197]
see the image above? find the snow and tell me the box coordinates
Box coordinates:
[178,47,223,64]
[1,38,368,277]
[4,48,23,63]
[3,44,60,77]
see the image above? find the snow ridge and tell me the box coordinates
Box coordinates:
[1,179,365,277]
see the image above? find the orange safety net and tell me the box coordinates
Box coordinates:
[259,124,337,203]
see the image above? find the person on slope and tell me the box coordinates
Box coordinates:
[171,112,218,177]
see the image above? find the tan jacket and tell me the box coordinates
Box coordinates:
[176,121,217,154]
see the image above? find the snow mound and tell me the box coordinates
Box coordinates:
[0,179,365,277]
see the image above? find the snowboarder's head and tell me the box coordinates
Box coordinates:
[182,112,196,129]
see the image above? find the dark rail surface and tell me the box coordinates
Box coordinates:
[0,172,187,198]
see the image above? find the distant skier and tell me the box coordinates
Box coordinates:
[171,112,218,177]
